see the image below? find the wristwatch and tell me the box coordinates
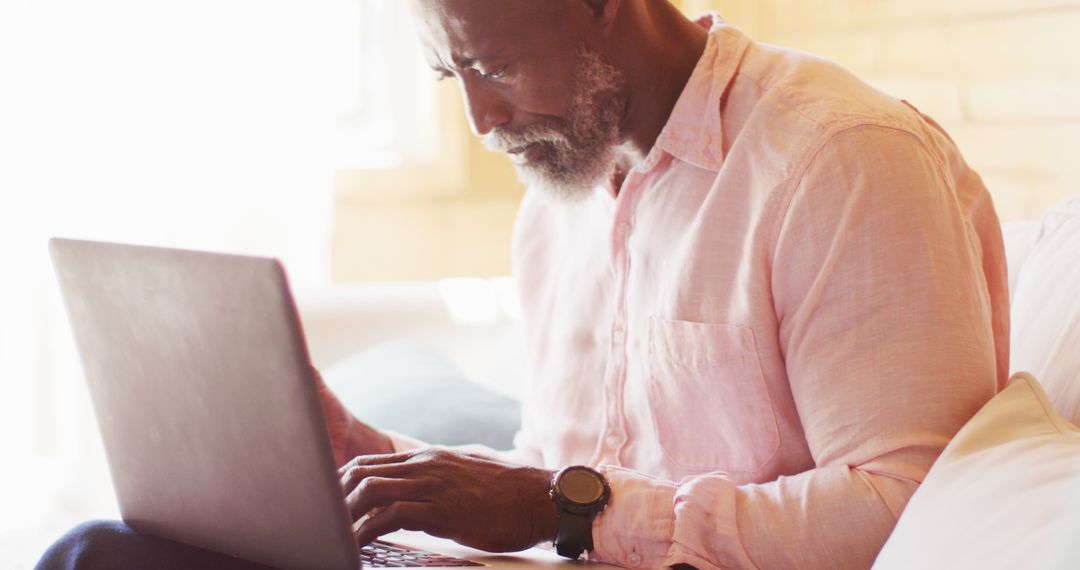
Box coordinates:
[550,465,611,560]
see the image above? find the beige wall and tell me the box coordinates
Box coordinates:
[332,84,525,282]
[333,0,1079,281]
[681,0,1080,221]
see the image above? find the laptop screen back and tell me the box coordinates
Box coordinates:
[50,239,358,570]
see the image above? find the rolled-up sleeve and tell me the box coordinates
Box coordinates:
[589,125,1001,569]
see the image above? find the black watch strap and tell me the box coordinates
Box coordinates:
[554,510,595,560]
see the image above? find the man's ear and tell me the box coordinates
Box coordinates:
[583,0,621,28]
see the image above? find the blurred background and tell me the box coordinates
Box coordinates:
[0,0,1077,567]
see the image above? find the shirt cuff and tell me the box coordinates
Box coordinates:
[589,466,677,568]
[591,468,756,569]
[670,474,756,569]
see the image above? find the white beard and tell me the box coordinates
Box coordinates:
[483,48,627,202]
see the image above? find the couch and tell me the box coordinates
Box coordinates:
[297,197,1080,568]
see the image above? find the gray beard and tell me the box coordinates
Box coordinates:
[483,48,627,202]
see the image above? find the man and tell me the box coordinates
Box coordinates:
[40,0,1008,568]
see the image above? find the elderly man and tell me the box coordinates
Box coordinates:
[39,0,1008,568]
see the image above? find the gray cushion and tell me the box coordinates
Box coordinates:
[322,342,521,450]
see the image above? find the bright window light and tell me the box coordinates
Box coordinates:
[0,1,435,564]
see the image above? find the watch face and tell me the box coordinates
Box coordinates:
[560,468,606,504]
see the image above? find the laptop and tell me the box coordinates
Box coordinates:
[49,238,589,569]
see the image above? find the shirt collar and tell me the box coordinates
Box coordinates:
[651,14,749,172]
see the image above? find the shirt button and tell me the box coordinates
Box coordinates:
[615,221,631,238]
[612,326,625,344]
[605,433,624,449]
[627,553,642,566]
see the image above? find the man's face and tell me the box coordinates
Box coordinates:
[411,0,627,200]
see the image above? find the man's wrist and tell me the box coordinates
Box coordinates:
[347,422,395,458]
[529,468,559,545]
[549,466,610,559]
[374,431,395,455]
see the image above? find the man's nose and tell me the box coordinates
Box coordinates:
[459,79,511,137]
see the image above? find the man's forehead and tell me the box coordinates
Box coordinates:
[410,0,573,64]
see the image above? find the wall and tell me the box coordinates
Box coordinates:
[332,83,524,282]
[680,0,1080,221]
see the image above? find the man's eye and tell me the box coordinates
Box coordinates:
[475,66,507,80]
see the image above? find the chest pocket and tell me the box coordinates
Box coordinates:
[646,317,780,473]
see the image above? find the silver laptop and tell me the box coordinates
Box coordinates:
[50,238,583,570]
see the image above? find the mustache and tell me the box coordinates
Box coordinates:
[482,124,569,154]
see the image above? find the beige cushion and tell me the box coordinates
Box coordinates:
[873,373,1080,569]
[1008,197,1080,423]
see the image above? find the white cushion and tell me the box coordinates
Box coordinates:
[873,373,1080,569]
[1008,197,1080,423]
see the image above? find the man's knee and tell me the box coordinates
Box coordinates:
[35,520,132,570]
[35,520,276,570]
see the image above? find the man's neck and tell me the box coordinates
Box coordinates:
[610,1,709,174]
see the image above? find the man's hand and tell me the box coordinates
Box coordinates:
[314,368,395,462]
[338,448,558,553]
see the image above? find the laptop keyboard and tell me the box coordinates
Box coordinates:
[361,540,484,567]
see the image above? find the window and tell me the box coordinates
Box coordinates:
[0,1,439,562]
[334,0,439,169]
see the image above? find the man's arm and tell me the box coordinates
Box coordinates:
[314,368,395,465]
[587,124,1000,568]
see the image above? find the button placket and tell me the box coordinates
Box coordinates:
[605,237,630,459]
[612,323,626,345]
[599,179,640,467]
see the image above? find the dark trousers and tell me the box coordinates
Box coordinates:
[35,520,278,570]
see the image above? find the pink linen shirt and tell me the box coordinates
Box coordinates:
[504,15,1007,569]
[326,15,1010,570]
